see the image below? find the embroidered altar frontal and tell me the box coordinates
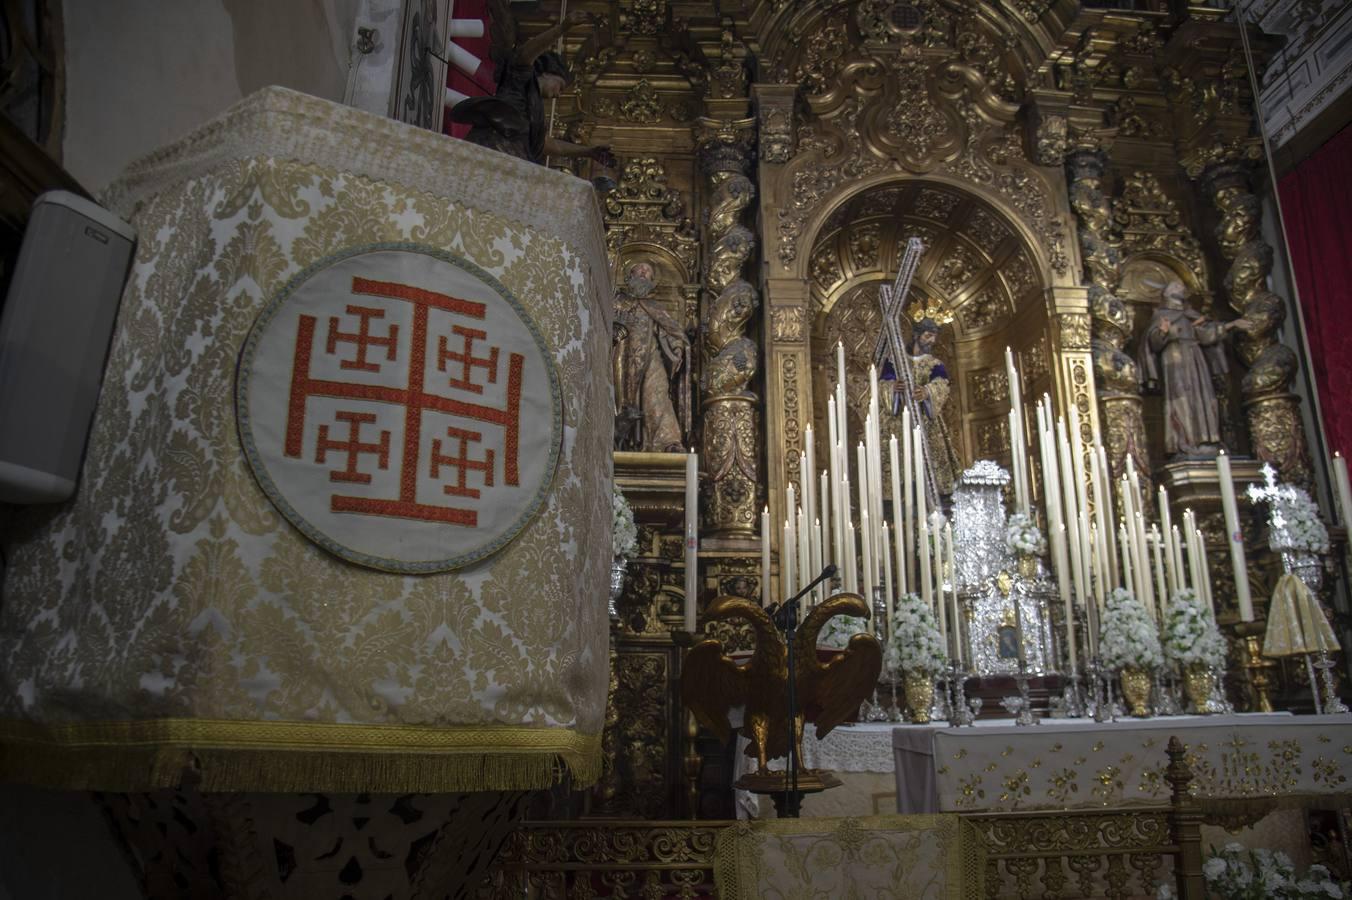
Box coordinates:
[0,87,614,792]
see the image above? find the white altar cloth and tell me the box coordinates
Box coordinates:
[890,712,1352,813]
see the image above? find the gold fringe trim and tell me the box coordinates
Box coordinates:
[0,718,602,793]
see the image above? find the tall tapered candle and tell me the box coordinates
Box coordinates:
[828,395,840,560]
[820,469,832,568]
[1059,523,1078,670]
[804,426,816,537]
[861,509,875,610]
[797,505,811,609]
[1150,524,1167,619]
[834,441,847,571]
[1057,416,1086,605]
[913,423,928,529]
[761,506,771,607]
[856,442,871,580]
[918,516,933,608]
[1095,445,1118,580]
[946,522,962,665]
[813,518,825,602]
[845,515,857,594]
[1159,486,1177,598]
[1334,452,1352,529]
[836,341,847,405]
[1215,451,1253,621]
[1175,523,1191,595]
[685,450,698,632]
[1195,526,1213,612]
[936,524,950,644]
[1135,511,1155,619]
[889,435,906,594]
[882,520,895,626]
[783,518,795,598]
[1119,521,1134,597]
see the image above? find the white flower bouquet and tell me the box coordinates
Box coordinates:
[1161,588,1226,669]
[885,592,948,674]
[612,483,638,560]
[819,614,869,650]
[1158,843,1348,900]
[1005,512,1046,557]
[1099,587,1163,671]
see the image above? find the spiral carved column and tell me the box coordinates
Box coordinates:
[696,118,760,537]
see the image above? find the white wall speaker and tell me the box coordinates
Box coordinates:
[0,190,135,503]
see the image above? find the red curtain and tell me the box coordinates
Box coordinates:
[1278,123,1352,457]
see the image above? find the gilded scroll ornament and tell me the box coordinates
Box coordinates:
[621,78,664,124]
[759,105,795,164]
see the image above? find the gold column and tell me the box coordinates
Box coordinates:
[1184,145,1313,488]
[696,116,760,537]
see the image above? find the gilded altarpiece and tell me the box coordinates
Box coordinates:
[506,0,1336,820]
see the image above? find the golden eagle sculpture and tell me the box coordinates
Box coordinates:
[682,593,882,774]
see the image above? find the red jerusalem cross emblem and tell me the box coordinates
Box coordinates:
[237,247,561,573]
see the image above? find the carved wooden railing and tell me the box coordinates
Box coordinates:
[480,737,1205,899]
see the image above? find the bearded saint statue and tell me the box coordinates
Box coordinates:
[1137,279,1247,459]
[612,261,690,452]
[880,317,962,496]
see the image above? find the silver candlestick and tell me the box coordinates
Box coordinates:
[1316,652,1348,715]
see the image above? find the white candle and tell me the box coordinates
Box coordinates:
[1159,486,1177,599]
[1150,524,1167,621]
[889,435,906,594]
[1096,445,1118,581]
[856,442,871,581]
[1135,511,1155,619]
[828,395,840,564]
[1119,521,1134,596]
[1196,526,1214,612]
[1060,523,1078,671]
[804,426,816,540]
[913,424,928,529]
[836,341,848,406]
[946,522,962,665]
[820,469,832,569]
[797,505,811,610]
[685,450,698,632]
[1334,452,1352,528]
[845,515,857,594]
[761,506,771,608]
[1175,522,1191,595]
[936,524,950,646]
[861,509,875,610]
[813,518,825,602]
[834,441,846,572]
[1216,451,1253,621]
[882,520,895,628]
[918,516,933,608]
[1057,416,1086,606]
[783,518,796,598]
[799,449,810,560]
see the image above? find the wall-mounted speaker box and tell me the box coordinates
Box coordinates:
[0,191,135,503]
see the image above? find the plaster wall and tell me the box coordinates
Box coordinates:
[62,0,367,191]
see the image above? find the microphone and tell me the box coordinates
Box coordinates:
[766,564,838,621]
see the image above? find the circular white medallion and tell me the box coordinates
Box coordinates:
[237,245,561,572]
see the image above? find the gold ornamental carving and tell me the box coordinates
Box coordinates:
[603,157,699,279]
[768,30,1067,276]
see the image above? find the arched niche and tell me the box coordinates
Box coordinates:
[804,177,1054,486]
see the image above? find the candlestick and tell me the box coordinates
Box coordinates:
[685,450,698,632]
[761,506,771,608]
[1215,451,1253,621]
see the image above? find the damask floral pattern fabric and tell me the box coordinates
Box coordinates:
[0,88,613,792]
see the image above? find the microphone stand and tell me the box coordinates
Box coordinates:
[768,564,837,818]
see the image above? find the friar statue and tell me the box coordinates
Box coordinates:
[880,317,962,496]
[1137,279,1247,458]
[612,261,691,452]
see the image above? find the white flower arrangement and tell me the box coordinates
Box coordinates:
[1161,588,1227,669]
[1158,843,1348,900]
[1099,587,1163,671]
[1248,465,1331,555]
[1005,512,1046,557]
[885,592,948,674]
[819,614,869,650]
[612,483,638,561]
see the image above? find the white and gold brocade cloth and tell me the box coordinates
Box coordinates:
[893,713,1352,814]
[714,815,984,900]
[0,88,613,792]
